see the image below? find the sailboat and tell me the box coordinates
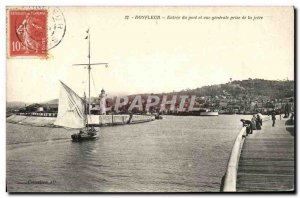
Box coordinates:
[54,81,97,141]
[54,29,108,141]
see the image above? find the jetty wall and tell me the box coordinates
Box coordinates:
[87,115,155,126]
[221,115,271,191]
[6,114,155,127]
[221,127,247,192]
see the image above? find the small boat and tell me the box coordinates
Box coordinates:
[153,113,163,119]
[71,127,97,141]
[199,109,219,116]
[156,115,163,119]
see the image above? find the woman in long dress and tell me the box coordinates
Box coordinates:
[256,114,262,130]
[251,114,257,130]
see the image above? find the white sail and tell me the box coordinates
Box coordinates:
[54,81,86,129]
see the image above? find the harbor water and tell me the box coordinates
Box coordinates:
[7,115,251,192]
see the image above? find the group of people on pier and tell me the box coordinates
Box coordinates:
[240,114,263,135]
[241,111,279,135]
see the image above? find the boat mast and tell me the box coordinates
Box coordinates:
[88,30,91,116]
[73,29,109,126]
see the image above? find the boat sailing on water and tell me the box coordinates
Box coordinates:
[54,29,108,141]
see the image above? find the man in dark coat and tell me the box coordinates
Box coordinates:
[241,119,253,135]
[271,112,276,127]
[256,114,262,130]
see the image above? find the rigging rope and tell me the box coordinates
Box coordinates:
[87,68,98,125]
[91,70,97,97]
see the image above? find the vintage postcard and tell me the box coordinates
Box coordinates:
[6,6,295,192]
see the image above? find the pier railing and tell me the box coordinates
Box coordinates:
[222,127,247,192]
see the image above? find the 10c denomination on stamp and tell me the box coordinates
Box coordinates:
[8,7,66,58]
[9,9,48,57]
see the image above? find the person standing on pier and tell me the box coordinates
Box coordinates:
[271,112,276,127]
[256,114,262,130]
[251,115,257,130]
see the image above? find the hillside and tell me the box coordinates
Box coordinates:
[167,79,294,99]
[7,79,295,109]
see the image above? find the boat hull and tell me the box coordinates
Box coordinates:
[71,133,97,141]
[71,128,98,141]
[200,112,219,116]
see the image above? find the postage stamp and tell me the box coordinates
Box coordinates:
[9,9,48,57]
[8,7,66,58]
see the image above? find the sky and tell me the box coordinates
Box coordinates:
[7,6,294,103]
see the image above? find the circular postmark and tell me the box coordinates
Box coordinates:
[14,7,66,53]
[47,7,66,50]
